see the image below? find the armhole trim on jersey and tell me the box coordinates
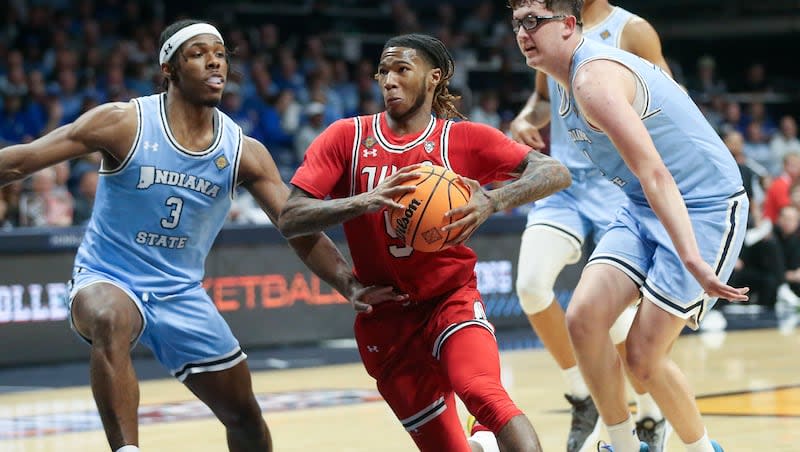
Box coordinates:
[229,127,244,201]
[573,56,651,133]
[349,116,362,197]
[557,82,571,118]
[439,120,453,170]
[99,98,143,175]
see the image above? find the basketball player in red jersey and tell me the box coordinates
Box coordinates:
[278,34,570,451]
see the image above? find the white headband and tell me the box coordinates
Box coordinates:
[159,23,224,65]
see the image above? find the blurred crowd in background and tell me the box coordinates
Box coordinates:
[1,0,799,310]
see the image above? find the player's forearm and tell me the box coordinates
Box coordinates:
[488,153,571,212]
[640,167,702,263]
[516,93,551,129]
[0,144,30,186]
[287,232,358,299]
[278,194,369,238]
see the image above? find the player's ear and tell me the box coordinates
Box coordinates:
[429,67,442,87]
[563,15,578,37]
[161,63,173,81]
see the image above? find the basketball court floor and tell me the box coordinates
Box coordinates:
[1,311,799,451]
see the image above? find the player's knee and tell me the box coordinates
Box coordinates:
[564,301,595,348]
[609,306,637,344]
[80,305,132,345]
[216,401,265,433]
[516,277,555,315]
[457,377,521,433]
[623,338,657,383]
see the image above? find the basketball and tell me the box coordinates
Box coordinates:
[390,165,471,252]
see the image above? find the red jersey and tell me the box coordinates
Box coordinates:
[291,113,530,301]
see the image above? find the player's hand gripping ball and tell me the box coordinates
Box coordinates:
[390,165,471,252]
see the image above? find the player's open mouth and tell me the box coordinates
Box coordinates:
[206,76,225,89]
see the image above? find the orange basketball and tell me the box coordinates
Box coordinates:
[390,165,471,252]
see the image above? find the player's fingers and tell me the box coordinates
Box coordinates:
[444,224,477,247]
[443,205,471,219]
[397,163,425,173]
[387,172,423,185]
[351,300,373,313]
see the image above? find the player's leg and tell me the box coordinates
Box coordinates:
[624,193,747,451]
[141,286,268,451]
[516,224,582,376]
[611,306,671,452]
[517,206,601,451]
[624,299,702,448]
[441,325,541,451]
[566,262,643,451]
[183,362,271,452]
[355,300,475,451]
[70,279,144,451]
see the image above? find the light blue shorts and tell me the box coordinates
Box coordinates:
[587,190,748,329]
[68,268,246,381]
[525,169,627,250]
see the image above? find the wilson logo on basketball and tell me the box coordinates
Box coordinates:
[394,198,421,242]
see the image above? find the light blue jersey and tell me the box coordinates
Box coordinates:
[524,8,635,247]
[561,38,743,205]
[547,6,636,171]
[69,94,247,377]
[74,93,242,293]
[560,39,747,328]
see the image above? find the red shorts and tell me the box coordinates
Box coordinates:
[354,278,507,450]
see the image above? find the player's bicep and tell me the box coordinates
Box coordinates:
[1,103,134,180]
[622,19,671,76]
[573,63,660,174]
[238,137,291,223]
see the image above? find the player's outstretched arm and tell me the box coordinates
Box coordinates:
[240,137,407,311]
[509,70,550,149]
[0,102,136,187]
[277,164,423,239]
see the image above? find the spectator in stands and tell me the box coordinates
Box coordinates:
[294,102,327,163]
[738,62,773,93]
[687,55,727,101]
[771,115,800,163]
[18,167,73,227]
[71,163,98,226]
[764,152,800,222]
[0,195,12,230]
[470,90,501,129]
[725,130,766,215]
[774,205,800,309]
[0,182,21,228]
[744,120,779,176]
[719,100,746,135]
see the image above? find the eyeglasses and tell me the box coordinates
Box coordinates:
[511,14,567,33]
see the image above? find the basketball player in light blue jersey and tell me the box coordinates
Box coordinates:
[510,1,749,452]
[0,19,402,452]
[508,1,672,450]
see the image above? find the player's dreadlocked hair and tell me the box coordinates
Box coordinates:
[382,34,466,120]
[507,0,583,19]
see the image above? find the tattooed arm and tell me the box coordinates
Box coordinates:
[486,151,570,212]
[443,151,570,245]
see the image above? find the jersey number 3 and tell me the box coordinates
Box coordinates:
[161,196,184,229]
